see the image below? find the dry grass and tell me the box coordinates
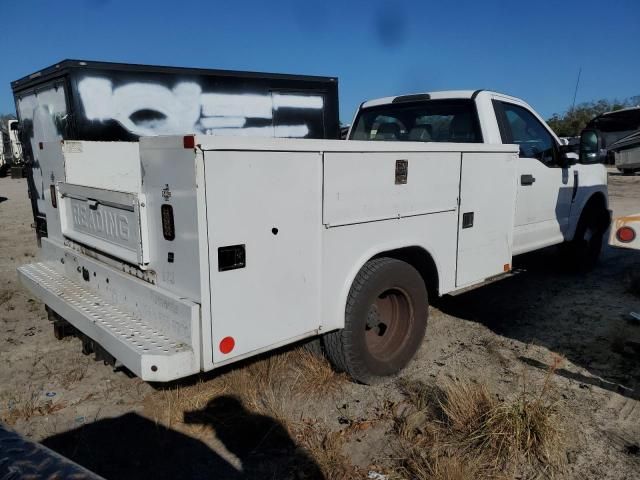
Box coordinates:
[145,345,346,430]
[393,354,566,479]
[0,386,65,425]
[439,380,494,433]
[57,359,91,389]
[0,289,13,306]
[398,448,484,480]
[141,346,354,478]
[290,348,349,396]
[294,420,361,480]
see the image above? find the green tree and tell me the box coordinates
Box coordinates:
[547,96,640,137]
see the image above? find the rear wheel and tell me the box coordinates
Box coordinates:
[324,258,428,384]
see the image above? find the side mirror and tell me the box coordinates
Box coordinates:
[579,129,603,164]
[558,144,578,168]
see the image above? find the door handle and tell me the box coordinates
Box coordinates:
[520,174,535,186]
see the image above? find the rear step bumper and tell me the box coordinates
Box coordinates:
[18,262,200,382]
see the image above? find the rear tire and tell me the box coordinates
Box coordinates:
[324,257,428,384]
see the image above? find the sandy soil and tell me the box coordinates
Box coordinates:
[1,172,639,479]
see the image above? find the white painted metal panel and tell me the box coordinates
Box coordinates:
[323,152,461,226]
[320,212,459,332]
[16,85,67,215]
[139,140,202,301]
[17,239,201,381]
[39,143,66,242]
[203,150,323,364]
[58,183,149,266]
[63,141,141,193]
[197,135,519,154]
[456,152,517,287]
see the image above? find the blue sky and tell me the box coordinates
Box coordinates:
[1,0,638,123]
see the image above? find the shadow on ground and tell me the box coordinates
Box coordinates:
[437,245,640,400]
[43,395,323,480]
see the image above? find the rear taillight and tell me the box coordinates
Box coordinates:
[183,135,195,149]
[616,226,636,243]
[161,204,175,241]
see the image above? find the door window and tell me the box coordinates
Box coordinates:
[496,102,557,165]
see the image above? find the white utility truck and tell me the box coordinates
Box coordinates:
[17,90,610,383]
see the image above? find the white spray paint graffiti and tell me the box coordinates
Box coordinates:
[78,77,324,138]
[16,86,67,213]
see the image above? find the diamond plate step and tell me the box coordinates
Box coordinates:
[18,262,199,381]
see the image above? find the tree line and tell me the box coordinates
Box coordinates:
[546,95,640,137]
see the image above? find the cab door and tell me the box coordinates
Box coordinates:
[493,100,575,255]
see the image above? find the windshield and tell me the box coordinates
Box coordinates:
[349,99,482,143]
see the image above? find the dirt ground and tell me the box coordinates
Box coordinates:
[1,172,639,479]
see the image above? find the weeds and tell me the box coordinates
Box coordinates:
[145,345,345,430]
[295,421,360,480]
[393,354,566,479]
[1,387,65,425]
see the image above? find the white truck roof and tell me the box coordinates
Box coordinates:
[360,90,521,108]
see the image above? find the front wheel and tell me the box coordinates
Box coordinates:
[323,258,428,384]
[565,207,609,271]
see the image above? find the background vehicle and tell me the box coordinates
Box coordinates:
[0,130,5,174]
[0,119,24,177]
[580,106,640,175]
[11,59,340,240]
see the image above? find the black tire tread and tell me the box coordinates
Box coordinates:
[324,257,426,383]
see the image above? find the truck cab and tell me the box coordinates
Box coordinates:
[347,90,610,261]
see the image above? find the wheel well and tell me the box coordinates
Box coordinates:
[373,246,439,299]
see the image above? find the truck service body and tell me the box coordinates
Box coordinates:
[16,82,611,383]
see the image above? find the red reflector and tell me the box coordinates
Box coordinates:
[219,336,235,354]
[183,135,195,149]
[616,226,636,243]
